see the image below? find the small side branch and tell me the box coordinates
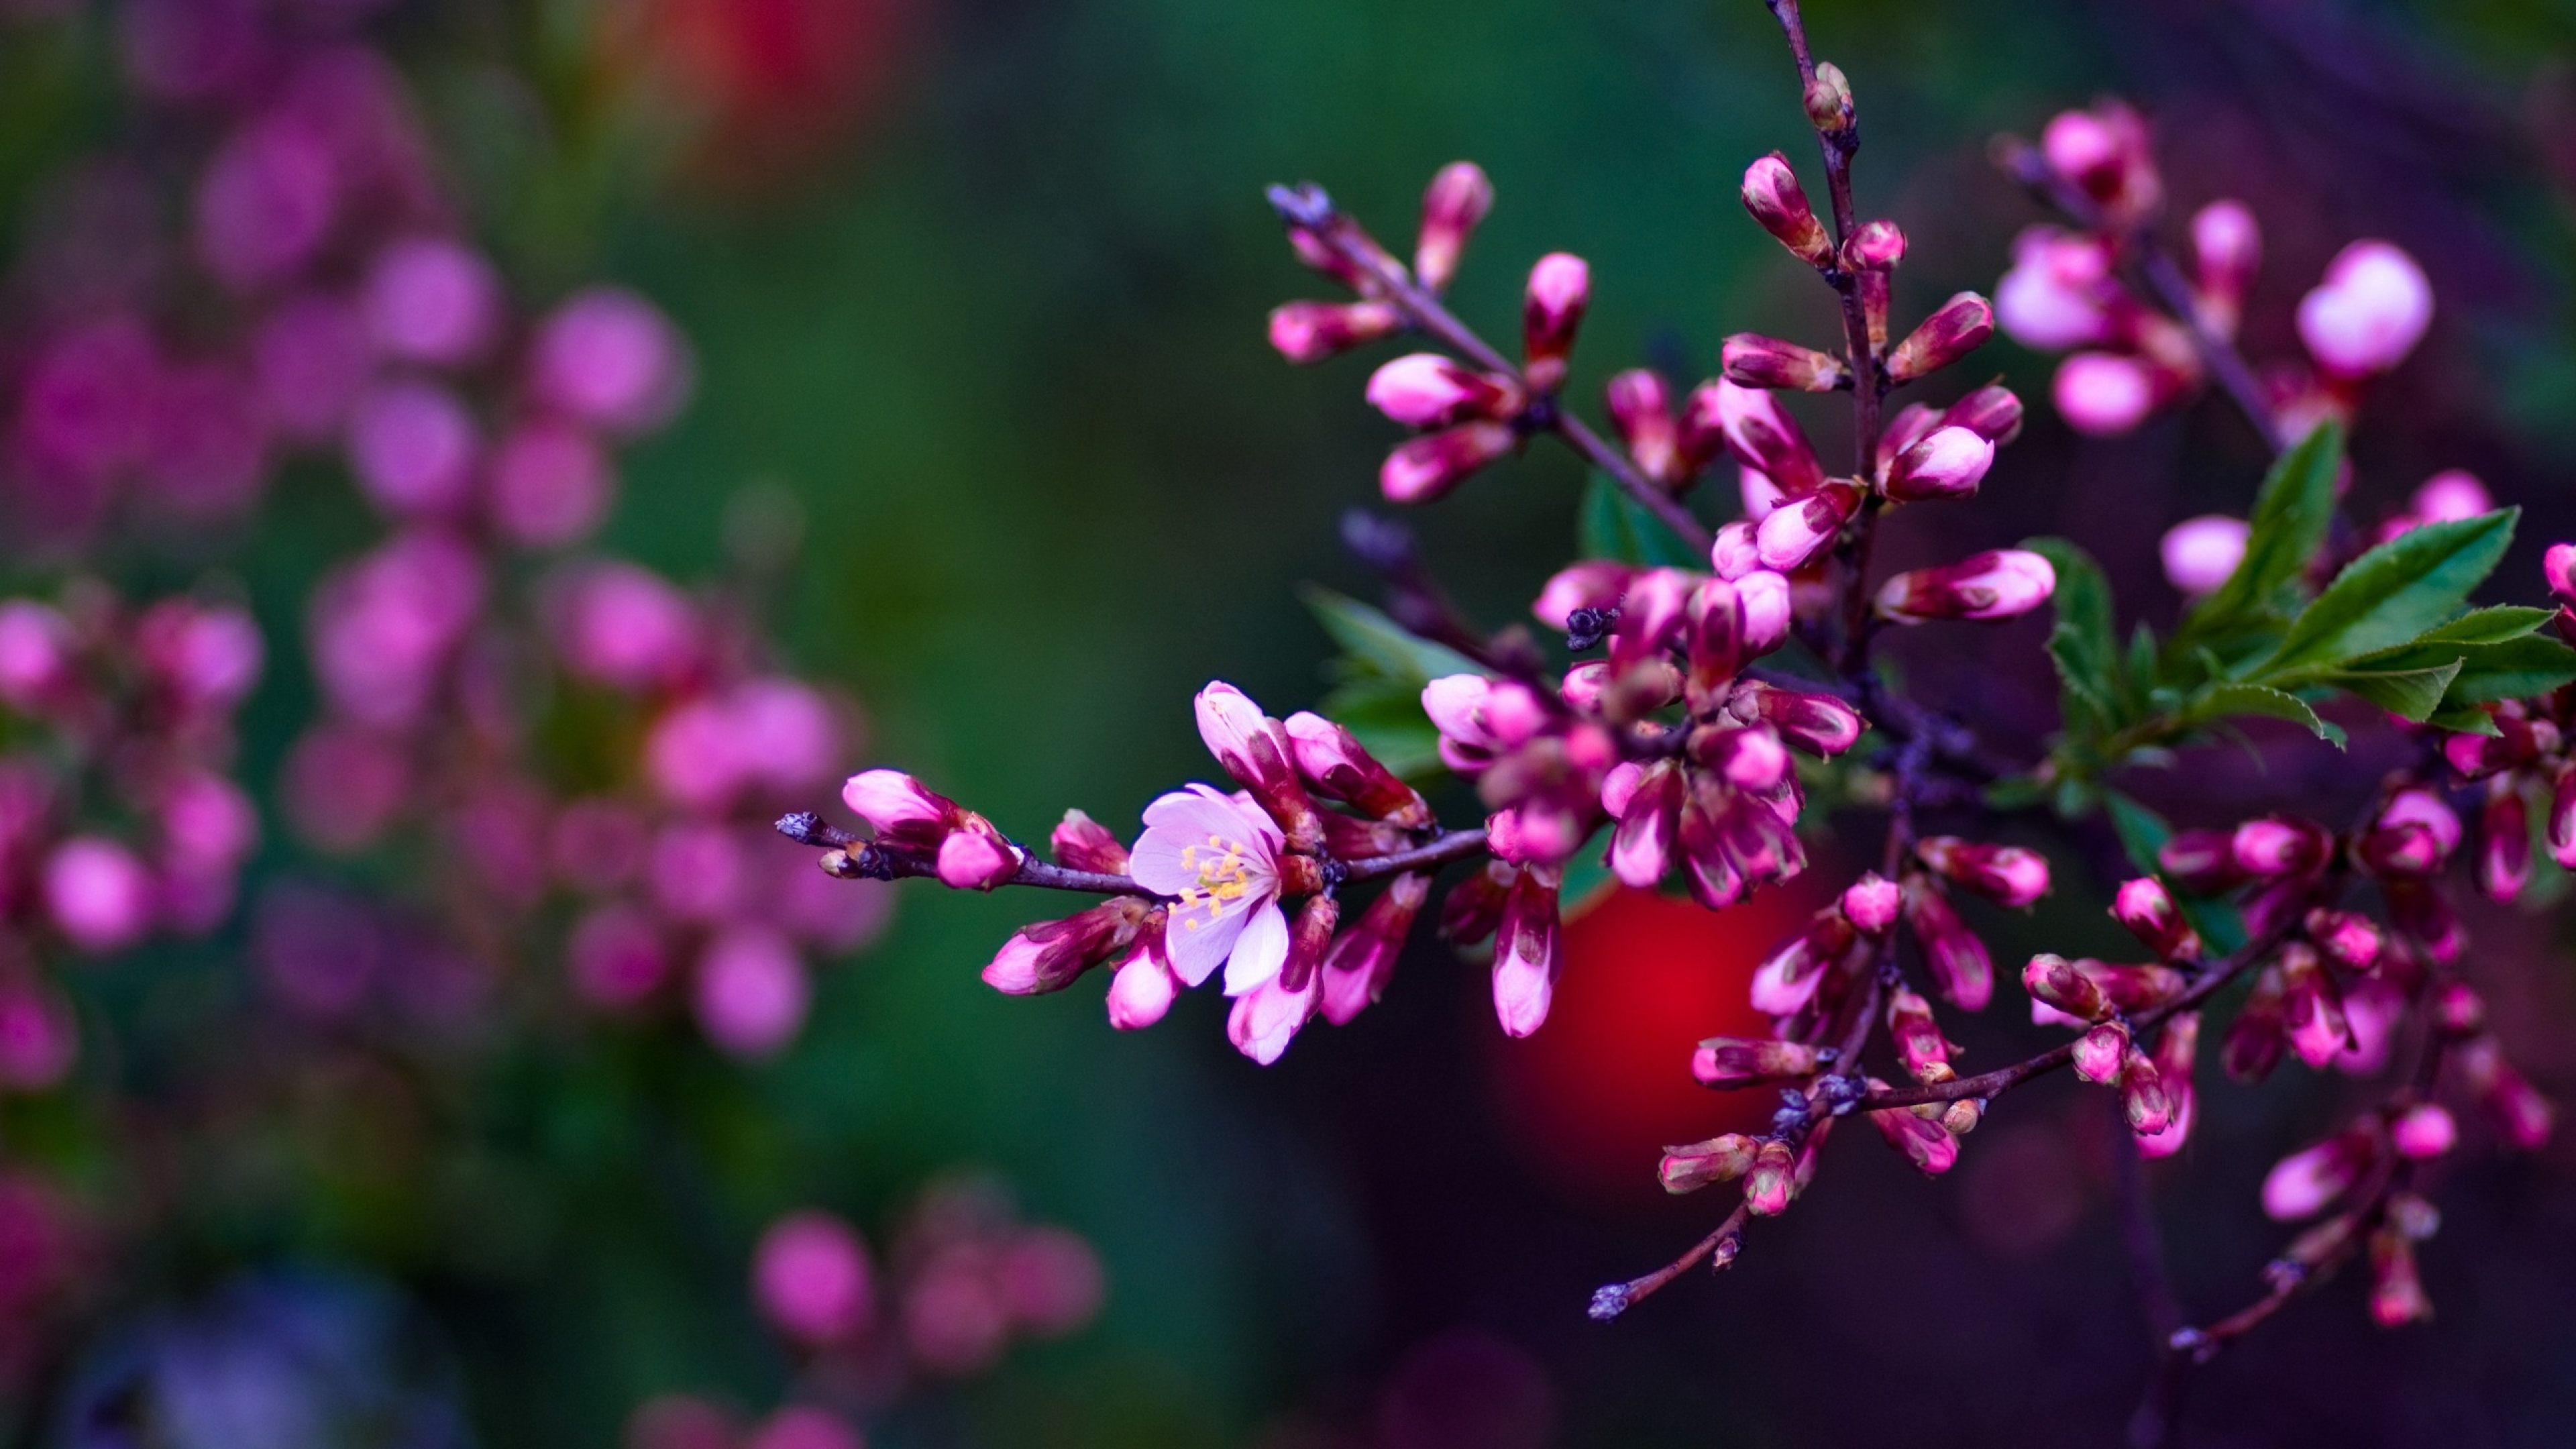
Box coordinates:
[775,813,1492,898]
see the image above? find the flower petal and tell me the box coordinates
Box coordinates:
[1163,898,1246,988]
[1222,900,1291,996]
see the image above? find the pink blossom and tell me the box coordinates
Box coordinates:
[1381,421,1515,502]
[363,236,502,367]
[529,288,694,436]
[1841,873,1901,934]
[1490,868,1560,1036]
[546,559,699,689]
[2261,1132,2373,1220]
[1364,354,1517,429]
[1105,924,1181,1030]
[2410,470,2491,524]
[1414,161,1494,292]
[1879,425,1993,502]
[753,1210,874,1346]
[2159,515,2249,596]
[488,421,613,549]
[693,926,810,1059]
[1521,252,1589,389]
[1873,549,2055,624]
[2298,240,2431,377]
[2052,352,2158,435]
[347,379,478,518]
[1126,785,1289,993]
[1267,299,1400,364]
[1995,227,2117,351]
[2391,1103,2457,1161]
[1226,964,1320,1064]
[44,837,154,953]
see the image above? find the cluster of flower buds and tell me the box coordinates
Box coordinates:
[0,584,262,1090]
[2437,689,2576,909]
[1996,99,2432,438]
[1735,152,1994,386]
[844,681,1446,1063]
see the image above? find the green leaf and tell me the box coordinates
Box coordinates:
[2188,682,2346,748]
[2123,622,2160,718]
[1578,472,1703,570]
[2414,605,2554,645]
[2259,508,2519,676]
[1301,586,1483,684]
[2430,635,2576,706]
[2428,704,2503,735]
[2175,421,2343,647]
[2023,536,2122,737]
[1556,828,1618,921]
[2324,660,2464,721]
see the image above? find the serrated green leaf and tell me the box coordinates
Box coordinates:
[2188,682,2347,748]
[2123,621,2159,718]
[2023,536,2121,737]
[1301,586,1483,684]
[2175,421,2343,648]
[2325,660,2465,721]
[2414,605,2554,645]
[2259,508,2518,676]
[1578,473,1703,570]
[2427,704,2503,735]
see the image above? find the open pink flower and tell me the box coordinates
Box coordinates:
[1126,784,1289,994]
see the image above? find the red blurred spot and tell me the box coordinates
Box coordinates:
[629,0,908,185]
[1489,883,1816,1200]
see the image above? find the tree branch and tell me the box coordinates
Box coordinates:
[775,813,1492,898]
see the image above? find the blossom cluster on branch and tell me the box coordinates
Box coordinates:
[782,2,2576,1434]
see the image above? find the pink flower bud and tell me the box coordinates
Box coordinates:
[2547,542,2576,606]
[1750,908,1856,1016]
[2368,1228,2432,1328]
[1366,354,1521,429]
[2231,815,2330,879]
[983,897,1149,996]
[2027,953,2113,1022]
[2262,1132,2375,1220]
[1740,152,1832,266]
[1709,521,1762,580]
[2457,1035,2554,1149]
[2391,1103,2457,1161]
[1886,292,1993,383]
[2137,1013,2201,1159]
[1319,872,1430,1024]
[2429,981,2485,1038]
[2121,1046,2174,1134]
[1227,955,1320,1065]
[1878,425,1994,502]
[936,816,1021,891]
[1885,984,1953,1083]
[2042,101,2159,221]
[1267,299,1402,364]
[545,557,696,690]
[1046,810,1129,875]
[2114,877,2201,960]
[44,837,152,954]
[487,421,614,549]
[0,601,70,708]
[1491,867,1562,1037]
[1106,922,1181,1030]
[1754,477,1863,572]
[2159,515,2249,596]
[1690,1035,1821,1089]
[1741,682,1864,757]
[1916,837,2050,908]
[363,236,502,368]
[1843,219,1907,272]
[1996,227,2119,351]
[694,926,810,1059]
[2303,908,2381,973]
[2223,969,2290,1086]
[1841,873,1902,936]
[1604,370,1690,488]
[1381,420,1515,503]
[2479,781,2531,902]
[1533,560,1633,631]
[2550,764,2576,870]
[1660,1133,1758,1193]
[1742,1138,1796,1216]
[1873,549,2055,624]
[2157,828,2245,894]
[1607,761,1682,889]
[2052,352,2161,435]
[346,378,479,518]
[2298,240,2431,377]
[2277,944,2351,1069]
[530,286,693,437]
[1907,879,1992,1010]
[1414,162,1493,293]
[1284,710,1430,826]
[753,1210,873,1346]
[1521,252,1589,391]
[2410,469,2491,524]
[1870,1103,1960,1175]
[2190,201,2260,329]
[1197,682,1322,851]
[1607,567,1694,667]
[844,769,955,846]
[1710,380,1825,499]
[1721,333,1849,392]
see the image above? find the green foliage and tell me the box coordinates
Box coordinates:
[1301,586,1483,780]
[2167,421,2343,673]
[1578,473,1703,570]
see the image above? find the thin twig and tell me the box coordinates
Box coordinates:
[775,814,1492,898]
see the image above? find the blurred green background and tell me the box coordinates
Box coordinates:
[12,0,2576,1445]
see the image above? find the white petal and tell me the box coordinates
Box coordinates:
[1163,897,1247,988]
[1222,899,1290,996]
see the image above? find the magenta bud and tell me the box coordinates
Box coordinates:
[1608,761,1683,889]
[2430,982,2485,1038]
[2041,101,2160,223]
[1660,1133,1759,1193]
[1605,370,1685,487]
[1106,921,1181,1030]
[2138,1013,2201,1159]
[1721,333,1850,392]
[1741,152,1833,266]
[1907,879,1993,1011]
[1440,860,1517,945]
[1886,292,1994,383]
[1690,1034,1822,1089]
[2277,944,2352,1069]
[844,769,957,847]
[1754,477,1864,572]
[1491,867,1563,1037]
[1885,985,1954,1084]
[2224,969,2289,1084]
[1841,873,1902,936]
[1870,1102,1960,1175]
[1365,353,1521,429]
[1415,162,1494,293]
[2546,542,2576,606]
[937,816,1023,891]
[2026,952,2112,1022]
[2190,200,2261,329]
[1843,219,1906,272]
[2121,1047,2173,1134]
[2391,1103,2457,1161]
[1709,521,1762,582]
[983,897,1150,996]
[2113,877,2202,960]
[2303,908,2382,972]
[2230,815,2331,878]
[1917,836,2051,909]
[1710,379,1826,500]
[2159,515,2250,597]
[2478,781,2532,903]
[1283,710,1431,827]
[1319,872,1432,1024]
[2157,828,2247,894]
[1051,810,1130,875]
[1743,682,1866,757]
[2298,240,2432,378]
[1743,1138,1797,1216]
[1879,425,1994,503]
[1874,549,2057,625]
[1197,682,1323,852]
[1521,253,1589,392]
[2263,1131,2376,1220]
[2052,352,2169,437]
[2457,1035,2554,1149]
[1269,299,1402,364]
[2369,1228,2433,1328]
[1749,908,1858,1016]
[1381,420,1515,503]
